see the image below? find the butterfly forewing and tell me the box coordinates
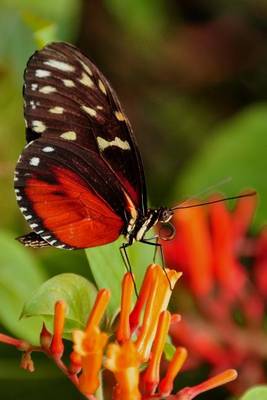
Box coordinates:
[15,42,148,249]
[23,42,147,212]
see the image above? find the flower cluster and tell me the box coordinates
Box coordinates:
[162,193,267,394]
[0,264,237,399]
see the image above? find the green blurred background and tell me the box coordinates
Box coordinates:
[1,0,267,398]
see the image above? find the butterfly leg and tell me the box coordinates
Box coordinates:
[119,243,138,297]
[140,238,173,290]
[140,237,165,265]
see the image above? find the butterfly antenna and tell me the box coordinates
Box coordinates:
[171,190,257,211]
[173,177,232,209]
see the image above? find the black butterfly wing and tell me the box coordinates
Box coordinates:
[23,42,147,214]
[15,136,128,249]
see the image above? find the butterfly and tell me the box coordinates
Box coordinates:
[14,42,175,256]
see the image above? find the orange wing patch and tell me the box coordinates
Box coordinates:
[25,166,124,248]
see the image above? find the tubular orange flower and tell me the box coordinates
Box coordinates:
[85,289,110,334]
[78,327,108,396]
[0,264,238,399]
[172,200,214,296]
[50,300,66,358]
[72,289,110,396]
[135,265,182,361]
[159,347,188,396]
[164,192,267,394]
[142,311,171,395]
[176,369,238,400]
[105,340,141,400]
[116,272,134,343]
[129,265,156,332]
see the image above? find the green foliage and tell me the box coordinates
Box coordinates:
[164,341,176,361]
[105,0,167,43]
[177,103,267,228]
[86,237,161,319]
[240,386,267,400]
[0,231,46,343]
[0,0,81,78]
[22,273,97,338]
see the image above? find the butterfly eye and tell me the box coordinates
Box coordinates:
[158,222,176,241]
[160,208,173,223]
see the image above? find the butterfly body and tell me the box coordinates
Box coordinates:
[15,42,173,250]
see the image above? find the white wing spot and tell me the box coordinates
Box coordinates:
[39,86,57,94]
[96,105,103,110]
[15,189,20,193]
[49,106,64,114]
[36,230,44,234]
[50,240,57,245]
[81,105,97,117]
[32,120,46,133]
[24,118,28,128]
[16,195,22,201]
[98,79,107,95]
[36,69,51,78]
[79,72,94,88]
[31,83,38,91]
[29,157,40,166]
[80,60,93,76]
[42,146,55,153]
[57,244,66,249]
[30,223,38,229]
[60,131,77,141]
[44,59,75,72]
[62,79,75,87]
[114,111,125,121]
[97,136,131,151]
[25,215,32,220]
[20,207,27,212]
[30,100,37,110]
[14,176,18,181]
[42,235,51,240]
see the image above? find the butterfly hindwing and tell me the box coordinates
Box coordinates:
[16,232,51,248]
[15,137,128,249]
[23,42,147,213]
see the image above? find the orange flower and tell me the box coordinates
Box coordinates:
[105,340,141,400]
[164,193,267,394]
[0,264,238,399]
[103,265,236,399]
[72,289,110,396]
[133,265,182,362]
[50,300,66,359]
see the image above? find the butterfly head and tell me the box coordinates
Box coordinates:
[133,207,175,243]
[156,207,175,241]
[158,207,174,224]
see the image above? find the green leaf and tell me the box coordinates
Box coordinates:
[164,341,176,361]
[177,103,267,228]
[86,236,161,319]
[22,12,58,48]
[22,273,97,337]
[0,230,46,343]
[1,0,81,41]
[0,0,81,77]
[240,386,267,400]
